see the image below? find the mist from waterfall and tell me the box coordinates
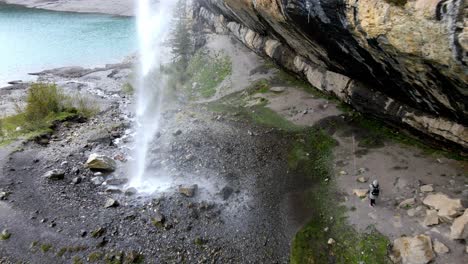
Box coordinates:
[129,0,177,192]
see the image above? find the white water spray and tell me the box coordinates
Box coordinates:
[130,0,177,192]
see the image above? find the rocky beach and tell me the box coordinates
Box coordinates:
[0,1,467,264]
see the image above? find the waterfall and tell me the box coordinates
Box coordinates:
[129,0,177,192]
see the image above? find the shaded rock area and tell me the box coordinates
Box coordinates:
[195,0,467,150]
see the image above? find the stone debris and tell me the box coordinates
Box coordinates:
[423,210,440,227]
[91,176,105,186]
[450,209,468,240]
[42,169,65,180]
[357,167,367,174]
[173,129,182,136]
[398,198,416,208]
[420,185,433,193]
[104,198,119,208]
[357,176,368,183]
[124,187,138,196]
[178,184,198,198]
[270,86,286,93]
[407,206,423,217]
[105,186,122,194]
[1,229,11,240]
[352,189,368,198]
[71,176,82,184]
[85,154,116,171]
[422,193,463,222]
[433,239,449,254]
[0,191,9,200]
[390,235,434,264]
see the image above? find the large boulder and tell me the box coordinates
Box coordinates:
[422,193,463,222]
[85,154,116,171]
[450,209,468,240]
[390,235,435,264]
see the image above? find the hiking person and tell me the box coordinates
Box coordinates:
[369,180,380,207]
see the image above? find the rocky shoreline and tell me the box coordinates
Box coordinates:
[0,0,134,16]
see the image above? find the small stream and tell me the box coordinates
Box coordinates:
[0,3,136,86]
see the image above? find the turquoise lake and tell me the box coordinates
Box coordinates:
[0,4,136,86]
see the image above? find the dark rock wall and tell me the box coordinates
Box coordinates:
[195,0,468,149]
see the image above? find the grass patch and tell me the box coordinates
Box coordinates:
[40,243,52,253]
[88,251,104,262]
[122,83,134,95]
[289,129,391,264]
[0,83,98,146]
[187,50,232,98]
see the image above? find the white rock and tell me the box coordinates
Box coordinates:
[423,210,439,227]
[433,239,449,254]
[327,238,335,245]
[357,176,368,183]
[353,189,368,198]
[450,209,468,240]
[85,154,116,171]
[422,193,463,222]
[339,170,347,175]
[390,235,435,264]
[420,185,433,193]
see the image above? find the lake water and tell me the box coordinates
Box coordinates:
[0,3,136,86]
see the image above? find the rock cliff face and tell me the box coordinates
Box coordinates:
[195,0,467,149]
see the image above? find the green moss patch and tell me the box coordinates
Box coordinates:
[289,129,390,264]
[187,50,232,98]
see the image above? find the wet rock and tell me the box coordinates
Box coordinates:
[270,86,286,93]
[0,229,11,240]
[151,212,166,228]
[357,176,368,183]
[450,209,468,240]
[105,178,128,186]
[423,193,463,222]
[173,129,182,136]
[72,176,82,184]
[91,176,105,186]
[352,189,368,198]
[105,186,122,194]
[0,191,9,200]
[42,169,65,180]
[433,239,449,254]
[420,185,433,193]
[124,187,138,196]
[398,198,416,208]
[423,210,440,227]
[85,153,116,171]
[179,184,198,197]
[220,186,234,200]
[390,235,434,264]
[104,198,119,208]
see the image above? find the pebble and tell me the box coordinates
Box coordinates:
[420,185,433,193]
[104,198,119,208]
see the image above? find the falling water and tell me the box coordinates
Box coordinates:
[129,0,177,192]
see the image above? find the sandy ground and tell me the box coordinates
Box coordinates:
[0,0,134,16]
[259,87,468,263]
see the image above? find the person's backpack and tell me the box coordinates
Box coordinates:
[371,185,380,196]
